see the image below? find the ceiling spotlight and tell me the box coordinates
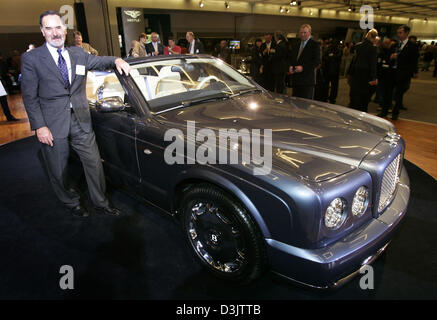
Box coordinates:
[286,8,290,13]
[309,10,313,15]
[280,7,284,13]
[376,4,380,10]
[424,17,428,22]
[290,1,297,5]
[199,1,204,8]
[348,6,352,12]
[225,2,229,9]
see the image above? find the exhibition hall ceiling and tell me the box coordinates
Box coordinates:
[250,0,437,18]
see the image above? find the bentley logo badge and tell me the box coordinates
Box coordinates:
[124,10,141,19]
[384,132,401,146]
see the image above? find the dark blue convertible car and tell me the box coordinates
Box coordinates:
[85,55,409,288]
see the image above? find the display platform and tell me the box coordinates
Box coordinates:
[0,136,436,299]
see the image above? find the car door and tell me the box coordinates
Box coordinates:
[134,117,175,211]
[88,71,140,188]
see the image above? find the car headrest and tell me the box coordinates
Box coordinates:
[158,66,181,80]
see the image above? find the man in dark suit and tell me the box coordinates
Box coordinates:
[322,39,342,104]
[270,31,289,94]
[21,10,130,217]
[146,32,164,56]
[250,38,264,85]
[186,31,205,54]
[260,33,276,91]
[376,38,395,118]
[390,25,419,120]
[288,24,321,99]
[347,29,378,112]
[213,40,231,64]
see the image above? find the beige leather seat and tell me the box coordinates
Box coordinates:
[155,66,186,98]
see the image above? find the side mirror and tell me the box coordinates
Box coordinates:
[95,96,126,113]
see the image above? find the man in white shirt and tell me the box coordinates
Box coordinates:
[146,32,164,56]
[186,31,204,54]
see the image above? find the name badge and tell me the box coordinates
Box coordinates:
[76,64,86,75]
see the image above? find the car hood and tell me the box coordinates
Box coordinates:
[154,92,395,182]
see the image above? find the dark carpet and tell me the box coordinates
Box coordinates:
[0,136,436,300]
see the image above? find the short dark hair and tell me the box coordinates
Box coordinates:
[398,25,411,34]
[39,10,62,27]
[73,30,82,37]
[255,38,262,43]
[139,32,147,40]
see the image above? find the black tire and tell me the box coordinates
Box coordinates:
[180,183,267,284]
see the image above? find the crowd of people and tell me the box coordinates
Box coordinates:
[128,31,204,58]
[2,22,435,123]
[249,24,424,121]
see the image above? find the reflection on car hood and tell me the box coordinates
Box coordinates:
[156,92,394,182]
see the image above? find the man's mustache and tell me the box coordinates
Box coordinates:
[52,36,63,40]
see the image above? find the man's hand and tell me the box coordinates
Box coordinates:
[390,53,398,60]
[115,58,131,76]
[294,66,303,73]
[36,126,53,147]
[369,79,378,86]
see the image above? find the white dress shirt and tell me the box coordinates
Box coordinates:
[189,40,195,54]
[399,39,408,51]
[153,41,158,53]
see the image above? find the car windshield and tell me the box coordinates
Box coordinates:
[129,57,257,113]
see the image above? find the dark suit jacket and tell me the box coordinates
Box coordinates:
[146,42,164,56]
[392,40,419,81]
[260,41,276,71]
[21,44,116,139]
[270,40,289,75]
[348,39,377,93]
[250,47,263,79]
[289,38,321,86]
[322,45,342,77]
[188,40,205,54]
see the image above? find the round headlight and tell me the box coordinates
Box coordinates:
[352,186,369,217]
[324,198,346,229]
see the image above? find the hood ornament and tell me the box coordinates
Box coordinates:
[384,132,401,146]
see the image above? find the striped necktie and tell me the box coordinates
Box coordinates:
[57,49,70,89]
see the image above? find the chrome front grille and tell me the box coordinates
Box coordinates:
[378,154,401,212]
